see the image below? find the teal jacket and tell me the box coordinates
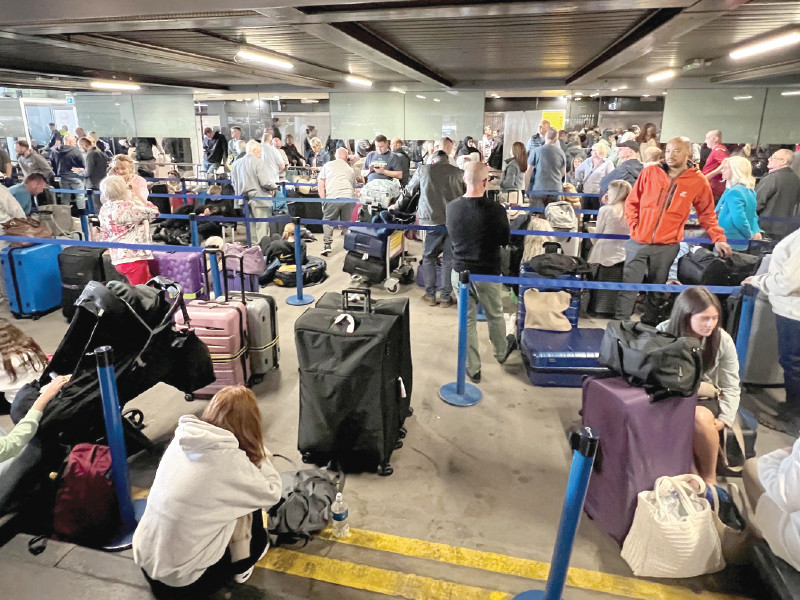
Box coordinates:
[715,185,762,250]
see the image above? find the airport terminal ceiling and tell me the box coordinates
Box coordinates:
[0,0,795,96]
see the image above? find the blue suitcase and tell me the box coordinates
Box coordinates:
[344,226,389,259]
[0,244,63,318]
[517,264,580,334]
[520,328,610,387]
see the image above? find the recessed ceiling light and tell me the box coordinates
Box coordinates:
[590,92,599,98]
[235,50,293,70]
[345,75,372,87]
[574,92,583,96]
[730,30,800,60]
[490,93,500,98]
[781,90,800,96]
[416,95,426,99]
[90,80,141,91]
[611,88,619,92]
[646,69,676,83]
[662,91,668,95]
[733,95,753,101]
[642,94,651,98]
[433,98,441,102]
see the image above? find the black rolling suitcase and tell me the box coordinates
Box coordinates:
[343,251,400,285]
[58,247,127,321]
[295,292,407,475]
[315,288,413,420]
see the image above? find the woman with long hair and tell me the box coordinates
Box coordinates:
[499,141,527,202]
[716,156,763,250]
[109,154,149,204]
[134,386,281,594]
[637,122,659,150]
[658,287,740,484]
[587,179,631,267]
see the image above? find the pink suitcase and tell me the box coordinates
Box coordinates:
[176,299,249,399]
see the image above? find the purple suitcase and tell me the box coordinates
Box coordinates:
[151,251,209,300]
[581,376,696,544]
[225,269,259,292]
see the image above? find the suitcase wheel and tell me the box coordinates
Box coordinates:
[394,440,403,450]
[384,277,400,294]
[301,453,315,464]
[378,463,393,477]
[249,374,264,386]
[398,427,406,439]
[407,407,414,417]
[184,394,194,402]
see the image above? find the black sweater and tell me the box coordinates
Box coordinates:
[446,194,510,275]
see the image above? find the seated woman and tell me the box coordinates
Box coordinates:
[657,287,740,485]
[0,318,49,406]
[133,386,282,595]
[716,156,763,250]
[743,440,800,571]
[1,375,69,463]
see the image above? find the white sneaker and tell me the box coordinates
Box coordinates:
[233,539,269,584]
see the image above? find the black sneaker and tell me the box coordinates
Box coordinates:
[468,370,481,384]
[498,334,517,364]
[321,244,332,256]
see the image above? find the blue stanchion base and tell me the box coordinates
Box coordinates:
[102,498,147,552]
[439,382,482,406]
[286,294,314,306]
[511,591,551,600]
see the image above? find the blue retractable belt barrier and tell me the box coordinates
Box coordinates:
[188,213,199,247]
[470,274,740,295]
[287,216,313,306]
[439,271,482,406]
[513,427,599,600]
[94,346,147,551]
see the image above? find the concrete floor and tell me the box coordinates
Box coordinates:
[0,231,793,599]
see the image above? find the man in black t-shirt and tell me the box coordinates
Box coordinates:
[362,135,403,183]
[446,161,516,383]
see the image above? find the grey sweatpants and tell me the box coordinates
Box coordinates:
[614,240,680,320]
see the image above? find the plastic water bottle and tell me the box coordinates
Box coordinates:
[331,492,350,538]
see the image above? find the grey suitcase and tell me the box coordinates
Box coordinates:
[742,254,782,386]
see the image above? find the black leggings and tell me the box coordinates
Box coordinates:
[142,510,268,599]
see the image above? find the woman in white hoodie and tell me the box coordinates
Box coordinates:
[133,386,282,595]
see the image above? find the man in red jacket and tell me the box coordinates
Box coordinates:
[614,137,732,320]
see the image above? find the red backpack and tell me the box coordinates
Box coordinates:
[52,444,120,546]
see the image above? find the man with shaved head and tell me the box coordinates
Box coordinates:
[614,136,731,320]
[702,129,729,201]
[317,146,356,255]
[446,161,516,383]
[756,148,800,239]
[526,119,551,154]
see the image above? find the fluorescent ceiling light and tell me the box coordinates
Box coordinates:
[590,92,599,97]
[611,88,619,92]
[20,98,68,104]
[235,49,293,70]
[646,69,676,83]
[490,93,500,98]
[730,30,800,60]
[300,98,319,104]
[90,80,141,91]
[345,75,372,87]
[574,92,583,96]
[733,95,753,101]
[416,94,426,99]
[642,94,651,98]
[433,98,441,102]
[781,90,800,96]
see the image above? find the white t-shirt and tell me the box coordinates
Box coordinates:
[260,144,284,183]
[318,158,356,199]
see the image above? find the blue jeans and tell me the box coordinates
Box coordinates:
[203,160,221,180]
[422,226,453,301]
[776,314,800,419]
[59,174,85,209]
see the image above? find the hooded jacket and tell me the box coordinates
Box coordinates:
[625,162,725,245]
[52,144,85,176]
[132,416,282,588]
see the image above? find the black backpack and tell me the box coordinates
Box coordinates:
[527,253,596,278]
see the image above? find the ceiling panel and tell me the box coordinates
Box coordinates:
[365,10,651,81]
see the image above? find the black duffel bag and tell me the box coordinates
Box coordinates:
[725,252,760,285]
[599,321,703,400]
[677,247,729,286]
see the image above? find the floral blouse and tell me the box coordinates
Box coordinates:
[99,198,159,265]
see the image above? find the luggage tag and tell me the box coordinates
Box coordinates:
[333,313,355,333]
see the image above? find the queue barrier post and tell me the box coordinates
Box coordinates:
[180,178,188,205]
[735,285,757,378]
[287,216,313,306]
[95,345,147,551]
[512,427,599,600]
[80,212,91,241]
[188,213,199,247]
[439,270,482,406]
[86,189,96,215]
[207,249,223,299]
[243,194,253,246]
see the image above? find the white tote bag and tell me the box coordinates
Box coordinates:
[621,474,726,578]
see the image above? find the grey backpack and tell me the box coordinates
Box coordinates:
[267,455,342,546]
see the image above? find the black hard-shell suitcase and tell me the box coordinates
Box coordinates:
[588,262,623,316]
[288,200,323,233]
[315,289,413,420]
[58,247,106,321]
[294,295,406,476]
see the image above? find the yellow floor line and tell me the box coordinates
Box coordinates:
[317,528,745,600]
[259,547,511,600]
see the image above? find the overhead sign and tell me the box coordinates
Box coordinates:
[542,110,565,131]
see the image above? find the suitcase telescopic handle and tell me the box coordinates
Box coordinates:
[341,288,371,313]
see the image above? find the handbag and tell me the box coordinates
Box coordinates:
[599,321,703,400]
[621,474,725,578]
[717,410,756,476]
[709,484,754,565]
[224,242,266,275]
[523,289,572,332]
[2,217,54,248]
